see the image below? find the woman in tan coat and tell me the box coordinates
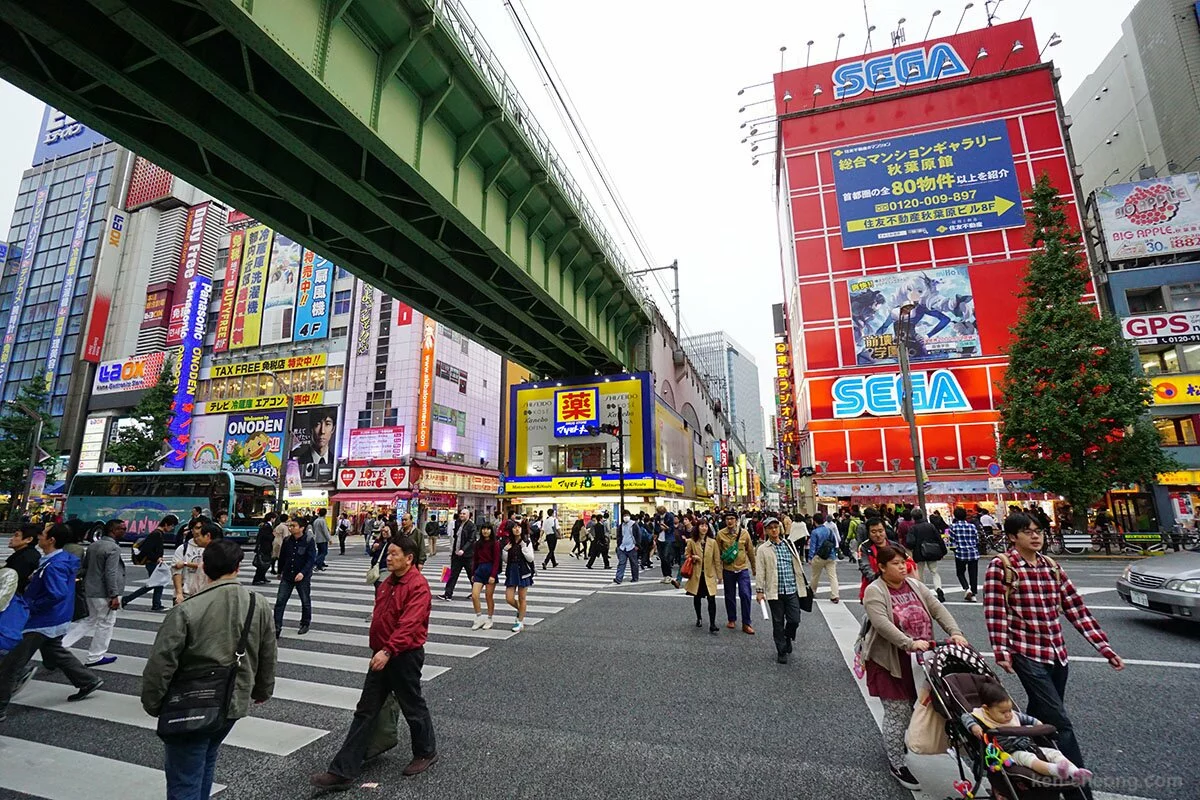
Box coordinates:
[684,518,722,633]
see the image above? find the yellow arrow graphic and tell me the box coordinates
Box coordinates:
[846,195,1018,233]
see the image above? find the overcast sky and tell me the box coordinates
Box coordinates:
[0,0,1140,408]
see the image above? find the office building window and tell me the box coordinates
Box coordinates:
[333,289,352,315]
[1126,287,1165,314]
[1169,282,1199,311]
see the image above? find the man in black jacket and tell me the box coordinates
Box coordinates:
[5,524,42,594]
[438,509,476,601]
[121,515,177,611]
[275,518,316,637]
[905,509,947,602]
[253,512,276,585]
[586,513,611,570]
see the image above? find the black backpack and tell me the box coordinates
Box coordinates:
[816,528,836,560]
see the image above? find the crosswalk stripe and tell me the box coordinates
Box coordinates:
[119,608,516,640]
[14,681,326,756]
[276,627,486,658]
[242,580,582,606]
[0,735,220,800]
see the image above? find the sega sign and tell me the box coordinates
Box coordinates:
[1121,311,1200,346]
[833,43,969,100]
[832,369,971,418]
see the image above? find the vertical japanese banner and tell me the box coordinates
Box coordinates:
[415,317,436,452]
[355,282,374,355]
[44,171,99,384]
[0,184,49,393]
[212,228,245,353]
[294,250,332,341]
[260,233,300,345]
[83,208,127,363]
[165,203,215,469]
[231,225,272,349]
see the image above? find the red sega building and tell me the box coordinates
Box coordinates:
[772,19,1092,507]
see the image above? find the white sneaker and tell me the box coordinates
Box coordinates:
[511,620,523,633]
[471,615,485,630]
[482,617,494,630]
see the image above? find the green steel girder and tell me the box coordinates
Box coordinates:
[0,0,647,375]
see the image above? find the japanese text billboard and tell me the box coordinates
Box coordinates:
[294,250,332,342]
[1096,173,1200,261]
[847,265,978,365]
[224,411,287,480]
[348,426,406,462]
[261,234,300,345]
[212,228,245,353]
[230,225,272,349]
[831,119,1023,248]
[83,208,126,363]
[554,387,599,437]
[416,318,435,452]
[44,171,99,383]
[0,185,48,394]
[32,106,109,165]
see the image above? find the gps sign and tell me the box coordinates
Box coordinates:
[1121,311,1200,346]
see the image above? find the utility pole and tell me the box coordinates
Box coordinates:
[896,304,927,515]
[13,401,45,516]
[260,370,294,514]
[629,259,681,344]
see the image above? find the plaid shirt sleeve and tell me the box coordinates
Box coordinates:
[982,557,1010,662]
[1060,571,1116,660]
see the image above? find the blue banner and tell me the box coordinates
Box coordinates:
[44,171,98,385]
[165,275,213,469]
[831,119,1024,248]
[31,106,109,166]
[0,185,49,394]
[294,250,333,342]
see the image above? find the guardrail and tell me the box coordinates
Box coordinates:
[425,0,650,311]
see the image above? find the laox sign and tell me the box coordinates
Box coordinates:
[832,43,968,100]
[832,369,971,418]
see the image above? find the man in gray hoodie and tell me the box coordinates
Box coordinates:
[62,518,126,667]
[311,508,332,571]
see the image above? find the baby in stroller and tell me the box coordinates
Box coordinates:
[961,678,1093,787]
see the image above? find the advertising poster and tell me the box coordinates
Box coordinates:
[0,185,49,393]
[230,225,273,349]
[356,283,374,355]
[165,203,215,469]
[142,290,169,329]
[83,208,127,363]
[224,410,286,480]
[1150,373,1200,406]
[831,119,1023,248]
[32,106,109,165]
[187,414,226,472]
[44,171,99,382]
[416,318,436,452]
[1120,311,1200,346]
[93,351,167,395]
[348,426,406,461]
[847,265,979,365]
[289,405,337,485]
[260,234,300,345]
[553,387,599,437]
[294,250,332,342]
[212,228,246,353]
[1096,173,1200,261]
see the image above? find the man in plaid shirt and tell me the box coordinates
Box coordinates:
[983,513,1124,798]
[948,507,980,601]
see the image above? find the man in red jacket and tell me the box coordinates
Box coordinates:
[311,537,437,788]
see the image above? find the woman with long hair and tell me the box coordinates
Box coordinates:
[470,522,502,630]
[684,517,721,633]
[503,520,535,633]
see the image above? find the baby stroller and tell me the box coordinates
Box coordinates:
[921,642,1087,800]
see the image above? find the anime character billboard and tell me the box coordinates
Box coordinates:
[847,266,978,366]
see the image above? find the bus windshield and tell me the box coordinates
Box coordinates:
[65,471,276,542]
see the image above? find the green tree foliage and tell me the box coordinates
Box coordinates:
[998,174,1178,528]
[0,373,59,518]
[105,358,177,471]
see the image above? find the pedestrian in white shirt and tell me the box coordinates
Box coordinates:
[172,521,219,605]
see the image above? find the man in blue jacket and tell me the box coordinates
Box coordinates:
[274,517,316,638]
[0,524,103,722]
[807,513,841,604]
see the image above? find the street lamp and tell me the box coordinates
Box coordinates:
[896,304,927,514]
[259,369,294,513]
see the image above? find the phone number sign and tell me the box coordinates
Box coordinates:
[831,119,1025,248]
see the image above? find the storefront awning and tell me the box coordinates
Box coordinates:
[329,492,407,503]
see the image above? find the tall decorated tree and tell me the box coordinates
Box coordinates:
[998,174,1177,529]
[105,358,177,471]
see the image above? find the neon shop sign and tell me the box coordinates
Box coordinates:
[832,43,969,100]
[832,369,971,418]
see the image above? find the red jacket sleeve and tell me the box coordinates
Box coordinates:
[383,574,431,655]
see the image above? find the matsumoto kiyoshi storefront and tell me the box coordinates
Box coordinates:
[503,373,699,519]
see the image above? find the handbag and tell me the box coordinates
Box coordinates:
[365,692,401,760]
[905,684,950,755]
[440,566,451,583]
[794,543,814,612]
[157,590,256,738]
[365,561,381,585]
[679,554,695,579]
[920,540,946,561]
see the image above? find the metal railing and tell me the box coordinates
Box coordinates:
[425,0,650,310]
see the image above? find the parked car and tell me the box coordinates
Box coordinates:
[1116,551,1200,621]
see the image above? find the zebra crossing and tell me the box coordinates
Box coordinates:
[0,545,614,799]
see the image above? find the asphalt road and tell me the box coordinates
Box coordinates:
[0,548,1194,800]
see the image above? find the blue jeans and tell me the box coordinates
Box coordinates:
[273,578,312,633]
[316,541,329,567]
[162,720,235,800]
[1011,654,1090,797]
[615,548,639,582]
[723,569,752,624]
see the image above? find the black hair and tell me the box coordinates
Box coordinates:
[389,537,418,559]
[201,522,224,540]
[953,507,967,521]
[978,677,1010,707]
[43,524,71,549]
[202,538,243,580]
[161,514,180,527]
[911,510,926,523]
[192,506,203,514]
[875,544,908,567]
[812,512,825,525]
[317,508,327,517]
[17,523,39,541]
[1004,513,1033,538]
[105,518,125,536]
[866,517,886,531]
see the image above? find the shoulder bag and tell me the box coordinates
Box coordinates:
[157,589,256,737]
[720,534,740,566]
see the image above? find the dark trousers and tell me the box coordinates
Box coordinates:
[723,569,752,624]
[122,563,165,608]
[586,541,610,569]
[252,556,270,584]
[570,536,583,556]
[692,580,716,625]
[443,555,470,599]
[162,720,235,800]
[658,540,674,577]
[542,535,558,568]
[273,578,312,632]
[768,593,802,655]
[328,648,435,779]
[1012,654,1090,798]
[316,541,329,568]
[0,631,96,713]
[338,533,347,555]
[954,558,978,594]
[639,539,653,568]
